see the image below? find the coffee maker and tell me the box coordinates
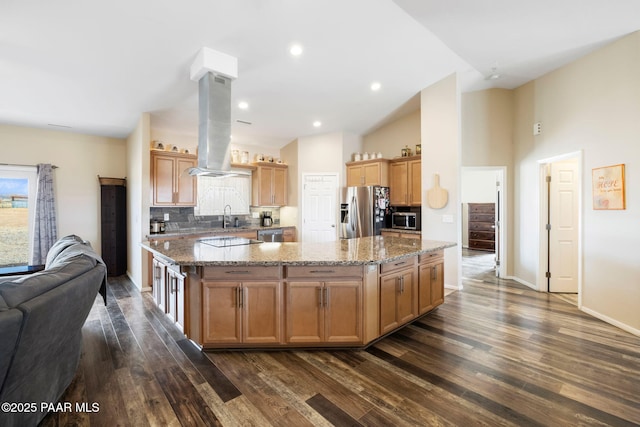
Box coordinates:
[261,211,273,227]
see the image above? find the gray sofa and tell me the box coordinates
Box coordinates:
[0,235,107,427]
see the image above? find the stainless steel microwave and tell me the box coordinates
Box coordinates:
[391,212,420,230]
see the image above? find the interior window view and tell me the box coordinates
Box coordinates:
[1,2,638,426]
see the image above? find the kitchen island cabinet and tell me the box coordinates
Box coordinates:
[418,251,444,314]
[202,266,282,345]
[285,266,363,344]
[142,236,454,349]
[379,257,418,335]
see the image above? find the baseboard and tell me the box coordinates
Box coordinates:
[445,283,463,290]
[125,271,144,292]
[581,306,640,337]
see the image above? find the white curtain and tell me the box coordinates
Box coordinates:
[31,164,58,265]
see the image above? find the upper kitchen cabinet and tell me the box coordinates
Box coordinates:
[389,155,421,206]
[346,158,389,187]
[252,162,288,206]
[151,151,197,207]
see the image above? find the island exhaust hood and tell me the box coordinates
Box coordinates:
[188,48,249,177]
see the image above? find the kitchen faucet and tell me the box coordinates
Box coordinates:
[223,204,231,229]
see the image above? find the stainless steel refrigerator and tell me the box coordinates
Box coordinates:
[339,186,390,238]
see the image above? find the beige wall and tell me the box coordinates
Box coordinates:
[421,73,460,289]
[0,124,126,253]
[461,89,515,275]
[279,139,299,227]
[512,31,640,333]
[126,114,151,290]
[363,110,420,159]
[461,89,514,166]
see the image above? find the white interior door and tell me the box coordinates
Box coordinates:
[302,174,338,243]
[548,158,579,293]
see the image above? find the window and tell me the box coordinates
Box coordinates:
[0,166,37,267]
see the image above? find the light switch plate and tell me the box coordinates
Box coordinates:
[164,213,170,221]
[442,214,454,223]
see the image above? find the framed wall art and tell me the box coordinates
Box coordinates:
[592,164,625,210]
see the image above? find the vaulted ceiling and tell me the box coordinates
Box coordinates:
[1,0,638,148]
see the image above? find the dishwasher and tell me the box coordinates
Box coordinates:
[257,228,284,242]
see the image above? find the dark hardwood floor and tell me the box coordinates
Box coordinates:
[41,274,639,426]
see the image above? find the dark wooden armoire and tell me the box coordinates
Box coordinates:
[99,177,127,276]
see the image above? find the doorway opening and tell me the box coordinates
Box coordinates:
[460,167,507,282]
[538,152,582,304]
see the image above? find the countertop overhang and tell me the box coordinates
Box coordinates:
[141,236,455,267]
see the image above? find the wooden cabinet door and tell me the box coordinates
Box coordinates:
[175,157,197,205]
[381,231,401,237]
[242,282,282,344]
[380,267,417,334]
[408,159,421,206]
[396,268,417,325]
[152,154,176,205]
[379,274,400,334]
[286,282,323,343]
[418,261,444,314]
[430,261,444,308]
[389,162,408,205]
[363,162,381,186]
[202,282,242,344]
[272,167,287,206]
[346,165,362,186]
[257,166,274,206]
[151,152,197,206]
[283,227,296,242]
[324,281,362,343]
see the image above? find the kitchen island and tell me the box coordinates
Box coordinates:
[142,236,454,349]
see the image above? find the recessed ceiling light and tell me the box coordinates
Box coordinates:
[370,82,381,91]
[289,44,303,56]
[238,101,249,110]
[313,121,322,128]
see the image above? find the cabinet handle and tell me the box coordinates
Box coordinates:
[310,270,335,274]
[317,287,323,307]
[239,287,244,308]
[235,287,242,308]
[432,266,437,280]
[324,288,329,307]
[394,261,406,267]
[225,270,251,274]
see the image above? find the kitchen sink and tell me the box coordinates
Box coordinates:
[198,236,263,247]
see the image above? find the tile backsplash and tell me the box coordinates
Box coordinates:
[150,207,280,232]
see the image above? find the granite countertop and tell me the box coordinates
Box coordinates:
[148,225,295,240]
[141,236,455,267]
[379,228,422,235]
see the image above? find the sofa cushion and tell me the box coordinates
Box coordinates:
[44,234,84,269]
[0,255,97,308]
